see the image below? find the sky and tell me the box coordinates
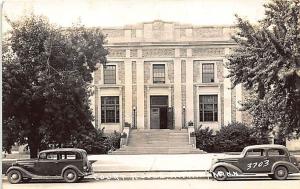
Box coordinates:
[2,0,268,31]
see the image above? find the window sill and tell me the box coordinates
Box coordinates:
[195,83,220,87]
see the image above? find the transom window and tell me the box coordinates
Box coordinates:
[104,65,116,84]
[202,63,214,83]
[153,64,165,84]
[199,95,218,122]
[101,96,119,123]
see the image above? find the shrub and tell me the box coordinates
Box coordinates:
[214,122,259,152]
[195,122,263,153]
[194,125,216,152]
[71,128,121,154]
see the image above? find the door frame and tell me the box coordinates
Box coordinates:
[149,95,169,129]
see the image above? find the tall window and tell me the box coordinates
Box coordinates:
[153,64,165,83]
[202,63,214,83]
[104,65,116,84]
[199,95,218,122]
[101,96,119,123]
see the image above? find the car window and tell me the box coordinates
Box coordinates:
[39,152,46,159]
[268,149,286,156]
[246,149,266,157]
[46,153,58,160]
[59,152,81,160]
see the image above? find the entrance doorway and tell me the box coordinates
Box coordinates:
[150,96,168,129]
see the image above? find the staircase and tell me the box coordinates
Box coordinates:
[111,129,205,155]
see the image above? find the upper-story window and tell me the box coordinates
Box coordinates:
[153,64,165,84]
[104,65,116,84]
[202,63,214,83]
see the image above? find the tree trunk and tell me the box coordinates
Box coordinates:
[28,134,40,158]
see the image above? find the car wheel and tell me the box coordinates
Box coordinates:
[274,166,288,180]
[7,170,22,184]
[212,167,228,181]
[63,169,78,183]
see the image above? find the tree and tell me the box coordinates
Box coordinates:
[227,0,300,139]
[2,15,108,157]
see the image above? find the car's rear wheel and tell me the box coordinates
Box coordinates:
[7,170,22,184]
[212,167,228,181]
[63,169,78,183]
[274,166,288,180]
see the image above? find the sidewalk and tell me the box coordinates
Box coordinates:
[88,153,220,172]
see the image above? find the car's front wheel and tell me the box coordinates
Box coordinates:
[212,167,228,181]
[63,169,78,183]
[274,166,288,180]
[7,170,22,184]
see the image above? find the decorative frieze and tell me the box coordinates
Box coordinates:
[103,29,125,37]
[108,49,126,58]
[142,48,175,58]
[192,28,223,38]
[180,49,187,57]
[192,48,225,57]
[130,49,138,57]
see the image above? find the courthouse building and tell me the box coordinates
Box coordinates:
[91,20,249,133]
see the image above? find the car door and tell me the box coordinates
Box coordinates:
[267,148,290,168]
[238,148,270,173]
[35,152,60,176]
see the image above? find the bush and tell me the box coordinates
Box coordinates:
[71,128,121,154]
[214,122,259,152]
[195,125,216,152]
[195,122,262,153]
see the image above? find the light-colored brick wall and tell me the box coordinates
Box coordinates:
[181,60,186,83]
[119,62,125,84]
[144,88,148,128]
[193,61,200,83]
[168,61,174,83]
[144,62,151,84]
[220,84,225,126]
[94,87,99,127]
[231,87,236,123]
[216,61,224,83]
[94,66,101,84]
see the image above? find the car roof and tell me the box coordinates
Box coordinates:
[244,144,287,150]
[39,148,87,154]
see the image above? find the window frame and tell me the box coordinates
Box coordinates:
[202,63,215,83]
[152,64,166,84]
[199,95,218,122]
[103,65,117,84]
[101,96,120,123]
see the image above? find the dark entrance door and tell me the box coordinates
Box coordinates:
[150,96,168,129]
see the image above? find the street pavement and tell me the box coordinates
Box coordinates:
[2,177,300,189]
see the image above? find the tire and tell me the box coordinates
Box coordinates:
[7,170,22,184]
[22,178,32,183]
[273,166,288,180]
[212,167,228,181]
[63,169,78,183]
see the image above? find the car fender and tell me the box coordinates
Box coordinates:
[271,161,300,174]
[6,166,33,178]
[210,162,243,175]
[61,165,84,177]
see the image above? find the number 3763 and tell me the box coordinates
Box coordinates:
[247,160,269,170]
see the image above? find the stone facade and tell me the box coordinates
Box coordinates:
[92,20,245,132]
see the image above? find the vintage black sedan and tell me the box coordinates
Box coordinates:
[6,148,93,184]
[210,144,300,181]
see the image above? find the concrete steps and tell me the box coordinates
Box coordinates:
[111,129,205,155]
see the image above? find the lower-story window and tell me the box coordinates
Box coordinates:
[199,95,218,122]
[101,96,119,123]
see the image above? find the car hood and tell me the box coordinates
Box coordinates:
[15,159,38,165]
